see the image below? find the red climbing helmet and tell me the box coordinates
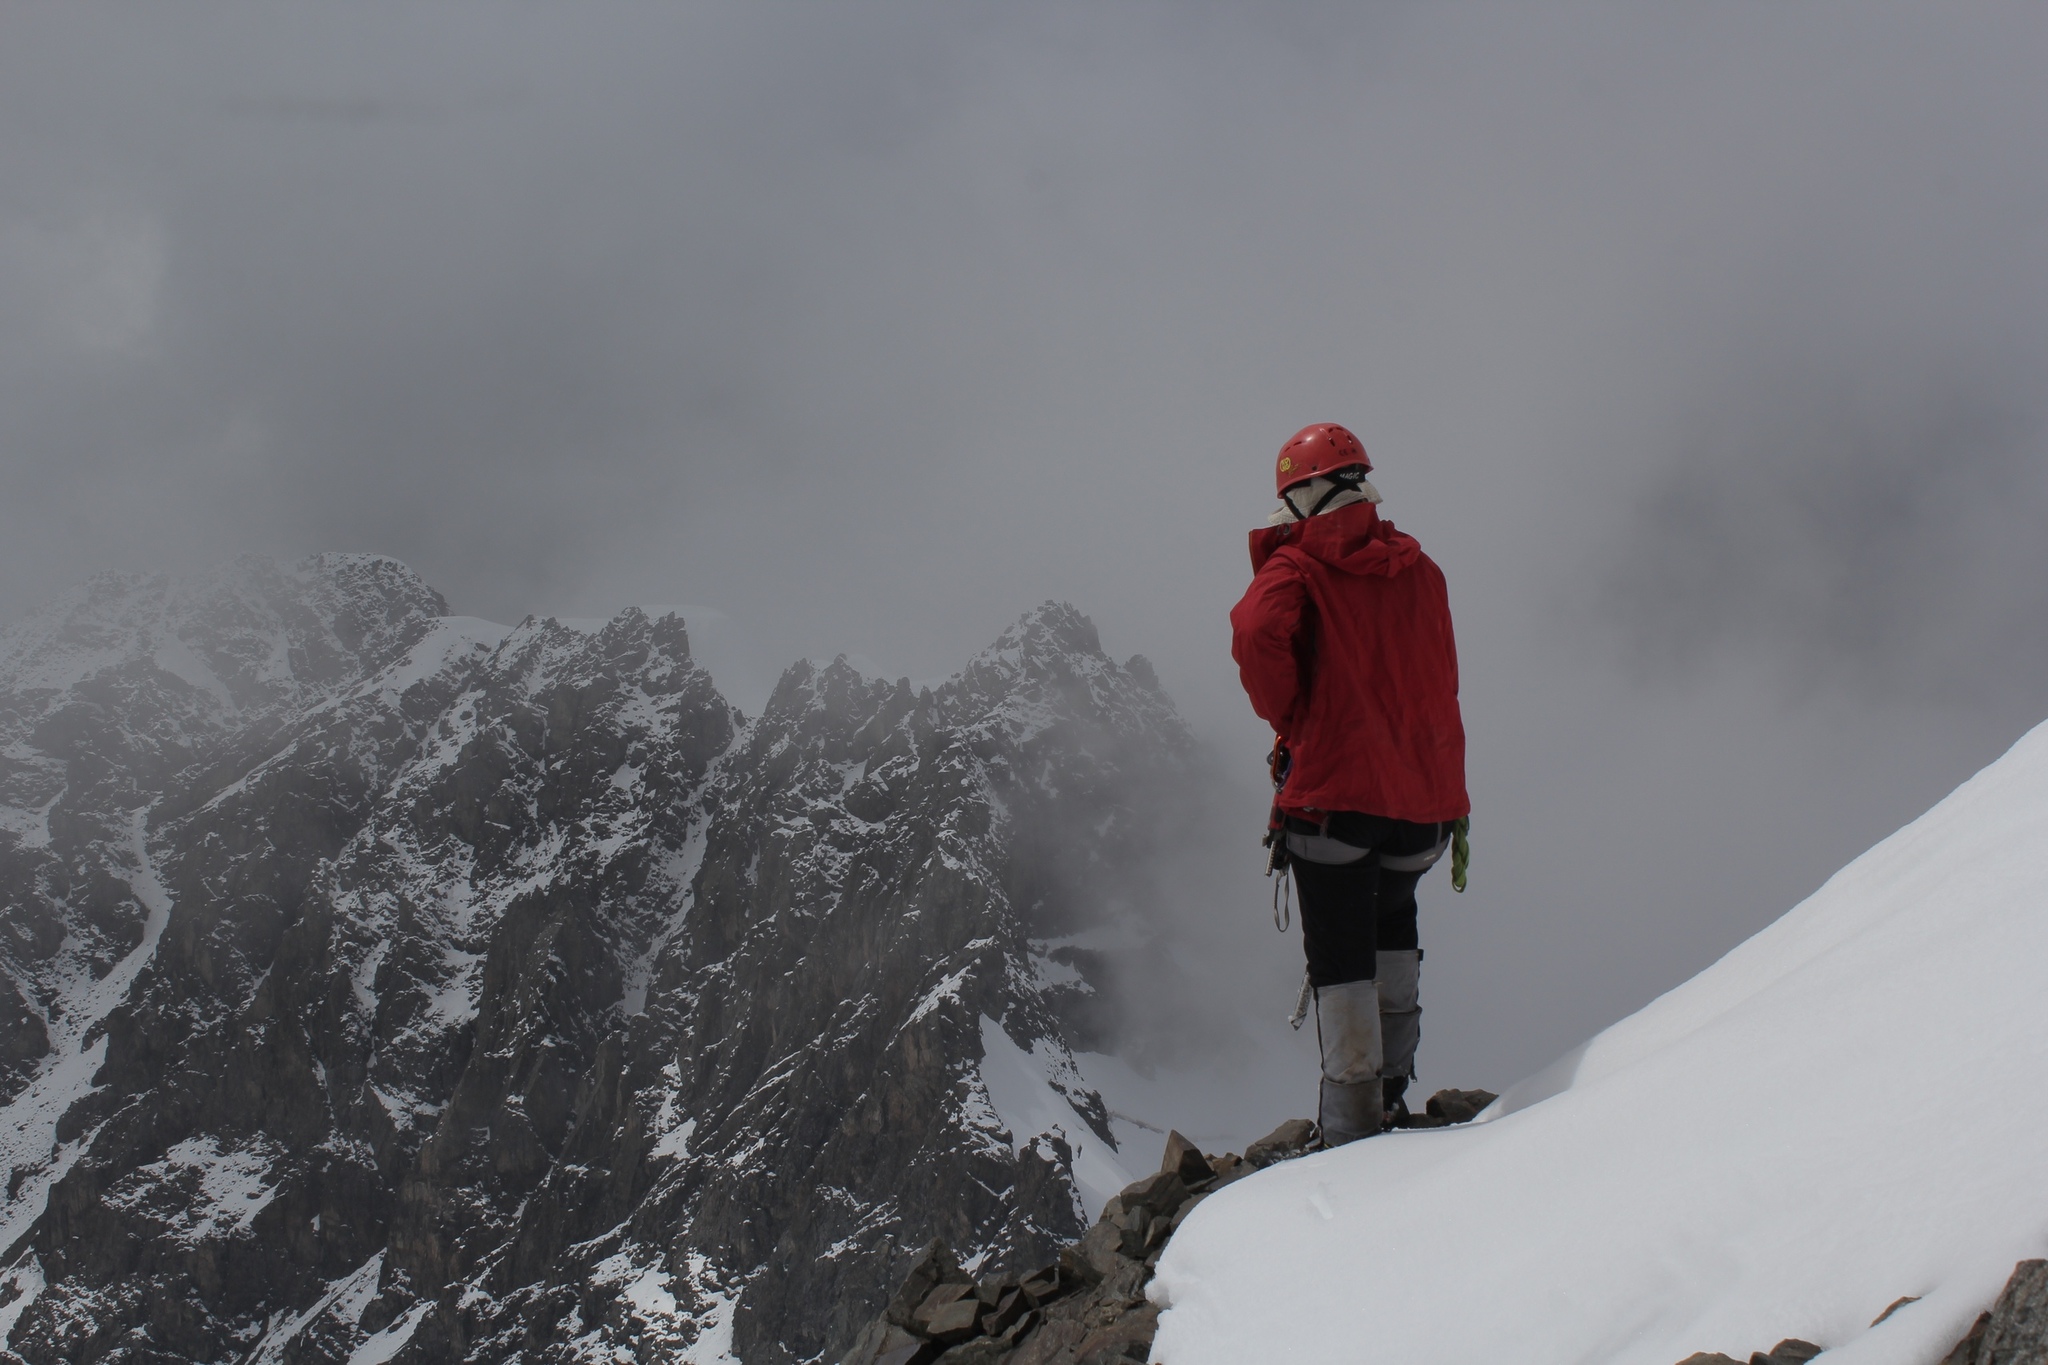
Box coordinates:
[1274,423,1372,496]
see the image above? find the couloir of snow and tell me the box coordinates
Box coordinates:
[1151,717,2048,1365]
[977,1016,1134,1222]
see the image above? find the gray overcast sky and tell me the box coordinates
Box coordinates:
[4,3,2047,1095]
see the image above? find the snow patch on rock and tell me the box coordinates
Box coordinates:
[977,1015,1132,1223]
[347,1299,431,1365]
[243,1253,386,1365]
[102,1135,282,1242]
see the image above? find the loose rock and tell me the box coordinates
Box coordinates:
[838,1109,1502,1365]
[890,1244,973,1328]
[1072,1304,1160,1365]
[1243,1118,1318,1167]
[1160,1130,1213,1185]
[1423,1088,1499,1123]
[1116,1170,1192,1219]
[936,1340,1013,1365]
[1017,1265,1067,1309]
[925,1298,985,1346]
[846,1321,939,1365]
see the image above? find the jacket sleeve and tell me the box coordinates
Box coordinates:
[1230,554,1310,733]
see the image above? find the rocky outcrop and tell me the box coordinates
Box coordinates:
[845,1094,1496,1365]
[1937,1259,2048,1365]
[1675,1344,1820,1365]
[0,558,1192,1365]
[839,1121,1312,1365]
[1674,1259,2048,1365]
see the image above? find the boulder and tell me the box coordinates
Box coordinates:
[841,1318,912,1365]
[1072,1303,1159,1365]
[1116,1170,1191,1218]
[1001,1309,1042,1347]
[1010,1319,1088,1365]
[1751,1340,1822,1365]
[933,1339,1011,1365]
[985,1287,1029,1336]
[848,1322,942,1365]
[1017,1265,1068,1309]
[1423,1089,1498,1123]
[922,1298,984,1347]
[876,1342,944,1365]
[1160,1130,1214,1184]
[887,1242,972,1329]
[1111,1204,1151,1257]
[1068,1221,1128,1282]
[911,1282,977,1336]
[1673,1355,1744,1365]
[1972,1258,2048,1363]
[1243,1119,1317,1167]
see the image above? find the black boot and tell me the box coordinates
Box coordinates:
[1382,1075,1411,1129]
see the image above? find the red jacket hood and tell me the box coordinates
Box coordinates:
[1248,500,1422,578]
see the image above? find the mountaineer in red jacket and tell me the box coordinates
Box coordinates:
[1230,423,1470,1145]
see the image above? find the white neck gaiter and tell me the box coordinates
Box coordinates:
[1267,475,1382,526]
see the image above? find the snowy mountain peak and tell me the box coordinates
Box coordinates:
[945,601,1184,744]
[0,565,1189,1365]
[0,553,448,720]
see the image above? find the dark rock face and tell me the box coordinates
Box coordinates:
[0,558,1191,1365]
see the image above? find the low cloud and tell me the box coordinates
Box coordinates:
[1602,360,2048,709]
[0,214,164,355]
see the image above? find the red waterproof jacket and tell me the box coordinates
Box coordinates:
[1230,500,1469,823]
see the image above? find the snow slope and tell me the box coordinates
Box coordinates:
[1152,717,2048,1365]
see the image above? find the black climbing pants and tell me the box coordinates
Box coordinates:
[1287,814,1446,989]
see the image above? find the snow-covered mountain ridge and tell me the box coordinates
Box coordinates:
[0,555,1190,1364]
[1152,714,2048,1365]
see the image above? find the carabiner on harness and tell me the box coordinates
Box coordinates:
[1288,971,1312,1030]
[1270,861,1292,933]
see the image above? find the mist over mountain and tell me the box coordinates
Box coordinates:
[0,554,1199,1365]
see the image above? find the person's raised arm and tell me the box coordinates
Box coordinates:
[1230,556,1310,734]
